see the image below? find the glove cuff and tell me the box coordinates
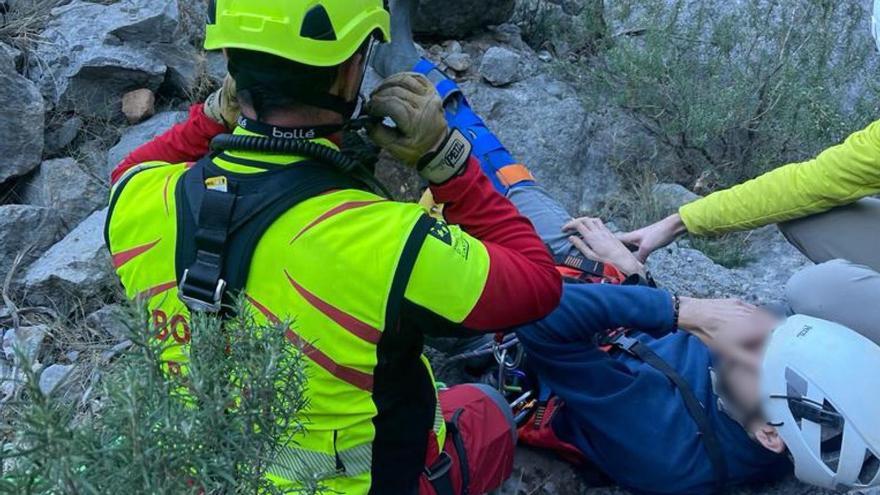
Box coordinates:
[417,129,472,184]
[204,89,234,128]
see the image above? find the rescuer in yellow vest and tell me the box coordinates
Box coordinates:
[104,1,562,493]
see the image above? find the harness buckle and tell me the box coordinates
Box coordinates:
[603,331,640,356]
[178,269,227,313]
[424,451,453,481]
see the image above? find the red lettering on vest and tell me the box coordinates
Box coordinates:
[152,309,169,340]
[170,314,191,344]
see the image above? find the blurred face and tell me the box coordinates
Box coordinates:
[715,339,787,454]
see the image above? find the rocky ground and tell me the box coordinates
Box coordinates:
[0,0,862,493]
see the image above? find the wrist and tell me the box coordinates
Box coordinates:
[676,296,703,332]
[665,213,688,237]
[418,128,472,184]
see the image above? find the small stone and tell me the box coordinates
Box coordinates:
[443,40,463,55]
[443,52,472,72]
[44,116,83,156]
[2,326,47,365]
[86,305,130,341]
[66,350,80,362]
[0,42,21,71]
[121,88,156,124]
[479,46,522,86]
[39,364,74,395]
[538,50,553,62]
[100,340,133,365]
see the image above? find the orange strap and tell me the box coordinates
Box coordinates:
[495,164,535,187]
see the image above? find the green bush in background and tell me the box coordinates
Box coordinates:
[586,0,878,189]
[0,303,318,495]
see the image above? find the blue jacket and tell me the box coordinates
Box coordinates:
[515,284,791,494]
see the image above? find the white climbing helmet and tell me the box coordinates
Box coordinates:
[760,315,880,491]
[873,0,880,51]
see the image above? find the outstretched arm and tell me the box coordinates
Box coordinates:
[621,119,880,261]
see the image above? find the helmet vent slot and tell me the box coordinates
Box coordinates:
[301,5,337,41]
[859,452,880,485]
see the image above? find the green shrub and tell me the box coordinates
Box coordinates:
[581,0,878,189]
[0,302,320,495]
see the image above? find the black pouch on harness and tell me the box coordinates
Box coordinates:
[175,153,367,314]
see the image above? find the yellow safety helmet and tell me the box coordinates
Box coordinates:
[205,0,391,68]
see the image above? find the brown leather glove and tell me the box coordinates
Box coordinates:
[203,74,240,129]
[366,73,471,184]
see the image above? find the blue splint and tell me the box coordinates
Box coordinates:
[412,58,535,194]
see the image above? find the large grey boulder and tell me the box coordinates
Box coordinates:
[21,158,107,229]
[0,60,45,184]
[0,206,65,284]
[414,0,516,37]
[106,111,187,173]
[461,74,618,214]
[28,0,187,119]
[23,209,115,314]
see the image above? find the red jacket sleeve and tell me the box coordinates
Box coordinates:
[431,157,562,329]
[110,104,227,184]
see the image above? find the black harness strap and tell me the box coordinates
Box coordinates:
[176,153,368,313]
[608,334,728,492]
[178,188,236,312]
[425,408,470,495]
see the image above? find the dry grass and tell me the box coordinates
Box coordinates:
[0,0,65,54]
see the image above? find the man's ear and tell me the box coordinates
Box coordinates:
[754,424,786,454]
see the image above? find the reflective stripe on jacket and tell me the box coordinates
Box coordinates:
[680,119,880,235]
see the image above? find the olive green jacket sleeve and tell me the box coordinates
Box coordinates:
[679,119,880,236]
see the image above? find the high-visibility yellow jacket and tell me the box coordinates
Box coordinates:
[105,132,501,494]
[680,119,880,235]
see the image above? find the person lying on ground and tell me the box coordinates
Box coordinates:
[620,0,880,344]
[105,2,562,494]
[390,37,880,494]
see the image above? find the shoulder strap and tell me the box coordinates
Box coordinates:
[383,215,436,330]
[609,334,729,492]
[175,154,367,314]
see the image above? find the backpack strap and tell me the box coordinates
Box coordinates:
[175,153,367,314]
[606,333,729,492]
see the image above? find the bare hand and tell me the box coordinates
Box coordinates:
[563,217,645,277]
[678,297,779,369]
[617,213,688,263]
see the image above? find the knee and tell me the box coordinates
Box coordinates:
[785,259,868,318]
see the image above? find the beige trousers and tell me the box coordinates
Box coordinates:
[780,198,880,342]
